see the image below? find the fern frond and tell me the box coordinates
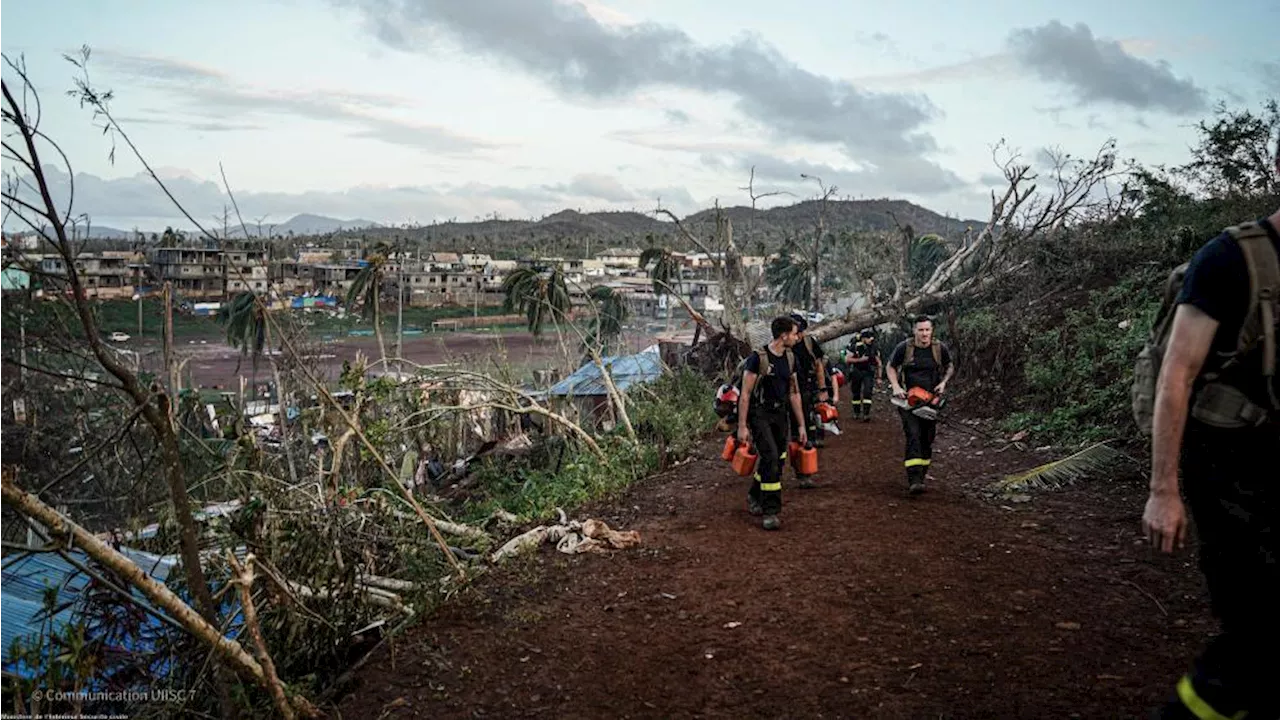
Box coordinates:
[993,441,1134,493]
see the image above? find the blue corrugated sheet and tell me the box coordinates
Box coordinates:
[2,545,245,683]
[2,547,176,675]
[545,350,665,397]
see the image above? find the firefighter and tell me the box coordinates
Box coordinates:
[843,328,882,421]
[886,315,953,496]
[1143,135,1279,719]
[737,316,808,530]
[788,314,830,485]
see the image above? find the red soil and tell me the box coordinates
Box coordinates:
[332,390,1213,719]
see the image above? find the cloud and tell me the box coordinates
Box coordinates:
[1007,21,1207,115]
[4,165,700,228]
[850,54,1019,88]
[116,116,266,133]
[708,151,965,198]
[336,0,957,193]
[90,49,500,154]
[1260,61,1280,97]
[663,108,691,125]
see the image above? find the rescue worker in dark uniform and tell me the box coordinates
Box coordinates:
[788,314,830,489]
[843,328,882,421]
[738,316,808,531]
[1143,135,1280,720]
[886,315,953,496]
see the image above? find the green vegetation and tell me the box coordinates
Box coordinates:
[460,368,716,521]
[954,101,1279,447]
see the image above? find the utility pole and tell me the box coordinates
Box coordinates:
[395,238,405,377]
[136,266,143,337]
[163,281,180,405]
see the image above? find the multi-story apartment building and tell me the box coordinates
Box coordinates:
[224,246,269,295]
[309,263,365,297]
[150,246,226,299]
[150,242,270,299]
[39,251,145,299]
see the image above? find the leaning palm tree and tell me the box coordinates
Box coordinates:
[584,285,630,354]
[502,264,571,339]
[346,241,392,366]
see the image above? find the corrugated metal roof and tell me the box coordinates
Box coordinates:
[2,546,177,672]
[544,350,665,397]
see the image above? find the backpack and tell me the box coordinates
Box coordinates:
[1131,221,1280,435]
[903,340,943,367]
[735,346,796,402]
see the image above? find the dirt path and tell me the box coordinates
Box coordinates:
[333,391,1213,719]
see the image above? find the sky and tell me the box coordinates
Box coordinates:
[2,0,1277,233]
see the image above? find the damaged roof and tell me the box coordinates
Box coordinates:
[544,350,665,397]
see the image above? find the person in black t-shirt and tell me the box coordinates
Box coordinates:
[886,315,954,496]
[843,328,882,421]
[788,313,830,453]
[738,316,808,530]
[1143,137,1280,720]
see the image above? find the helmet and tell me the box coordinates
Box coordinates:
[789,313,808,332]
[860,328,875,339]
[716,383,740,404]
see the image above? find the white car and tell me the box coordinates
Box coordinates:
[108,331,130,342]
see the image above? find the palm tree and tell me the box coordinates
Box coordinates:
[218,290,266,373]
[501,264,571,339]
[216,290,300,484]
[584,285,630,354]
[908,234,950,288]
[346,241,391,367]
[640,246,682,328]
[765,244,813,308]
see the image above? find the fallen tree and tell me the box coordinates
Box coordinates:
[808,139,1130,343]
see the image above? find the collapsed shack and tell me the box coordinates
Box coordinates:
[532,349,666,430]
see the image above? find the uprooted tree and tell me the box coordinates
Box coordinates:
[812,139,1129,344]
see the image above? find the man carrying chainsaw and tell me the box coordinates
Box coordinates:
[1139,133,1279,720]
[843,328,883,421]
[886,315,954,496]
[737,315,808,530]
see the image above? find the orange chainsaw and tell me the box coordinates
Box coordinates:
[890,386,946,420]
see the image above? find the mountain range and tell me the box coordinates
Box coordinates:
[73,213,382,239]
[355,198,985,255]
[62,200,982,255]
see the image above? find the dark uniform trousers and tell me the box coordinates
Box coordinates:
[849,368,875,417]
[1157,417,1279,720]
[791,381,822,449]
[899,407,937,485]
[747,403,789,515]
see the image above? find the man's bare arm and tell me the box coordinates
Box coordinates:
[1143,303,1217,553]
[1151,305,1217,495]
[886,364,901,393]
[737,370,758,442]
[789,375,806,435]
